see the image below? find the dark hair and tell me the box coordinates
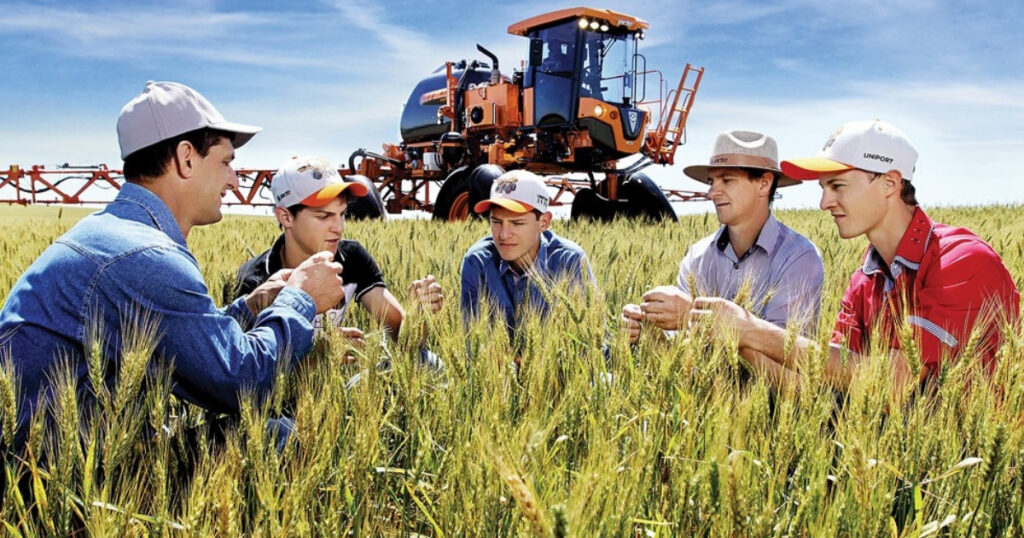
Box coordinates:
[283,192,355,218]
[483,208,544,219]
[122,128,233,182]
[900,179,918,206]
[279,193,355,229]
[738,167,779,207]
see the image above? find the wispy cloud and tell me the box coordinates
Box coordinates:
[3,4,271,43]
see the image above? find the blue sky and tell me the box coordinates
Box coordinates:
[2,0,1023,212]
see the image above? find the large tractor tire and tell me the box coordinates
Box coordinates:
[570,188,620,221]
[432,166,472,220]
[433,164,506,221]
[572,172,678,222]
[466,164,505,219]
[345,174,386,219]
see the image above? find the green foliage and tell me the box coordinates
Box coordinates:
[1,205,1023,536]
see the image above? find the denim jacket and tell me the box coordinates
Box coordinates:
[0,183,316,447]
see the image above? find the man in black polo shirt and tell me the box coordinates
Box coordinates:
[234,156,443,359]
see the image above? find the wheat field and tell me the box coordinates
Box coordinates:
[2,204,1024,536]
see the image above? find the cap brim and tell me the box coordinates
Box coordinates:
[473,198,534,214]
[300,181,370,207]
[684,164,801,188]
[780,158,853,180]
[210,121,263,150]
[682,165,712,184]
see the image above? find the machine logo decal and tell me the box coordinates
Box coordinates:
[495,178,518,194]
[628,110,640,133]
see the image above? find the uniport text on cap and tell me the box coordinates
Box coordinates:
[782,120,918,181]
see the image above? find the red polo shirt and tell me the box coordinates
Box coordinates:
[831,207,1020,373]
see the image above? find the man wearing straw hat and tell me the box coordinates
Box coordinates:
[691,120,1020,396]
[461,169,595,342]
[621,130,824,343]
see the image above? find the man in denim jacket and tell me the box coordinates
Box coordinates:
[0,81,344,450]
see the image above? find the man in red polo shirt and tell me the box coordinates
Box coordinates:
[691,120,1019,398]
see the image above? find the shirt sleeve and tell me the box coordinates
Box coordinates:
[831,275,866,355]
[676,248,695,296]
[460,253,483,325]
[761,247,825,334]
[565,250,596,290]
[911,239,1020,371]
[342,242,387,302]
[102,245,316,415]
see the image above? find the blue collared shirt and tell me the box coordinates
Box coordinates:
[677,214,824,332]
[0,182,316,448]
[460,230,594,338]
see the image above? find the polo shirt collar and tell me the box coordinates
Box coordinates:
[862,206,933,279]
[264,234,287,276]
[117,182,188,248]
[714,213,781,257]
[498,230,552,277]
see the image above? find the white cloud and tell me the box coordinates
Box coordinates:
[3,4,271,43]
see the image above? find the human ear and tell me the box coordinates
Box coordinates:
[274,206,292,229]
[882,171,902,195]
[174,141,196,178]
[538,212,552,231]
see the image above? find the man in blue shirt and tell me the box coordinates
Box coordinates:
[460,170,594,345]
[0,81,344,451]
[621,130,824,342]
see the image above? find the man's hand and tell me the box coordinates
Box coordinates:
[339,326,365,364]
[640,286,693,330]
[620,303,644,344]
[690,296,751,342]
[408,275,443,314]
[245,268,293,316]
[286,251,344,314]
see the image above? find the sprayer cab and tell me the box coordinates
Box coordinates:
[510,7,650,162]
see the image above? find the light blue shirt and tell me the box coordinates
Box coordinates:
[677,214,824,332]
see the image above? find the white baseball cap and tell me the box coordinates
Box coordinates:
[782,119,918,181]
[473,170,550,214]
[271,156,369,208]
[117,81,262,159]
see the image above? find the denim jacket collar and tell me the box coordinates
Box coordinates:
[116,182,188,248]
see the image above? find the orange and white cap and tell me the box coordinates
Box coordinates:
[782,119,918,181]
[473,170,551,214]
[271,156,368,208]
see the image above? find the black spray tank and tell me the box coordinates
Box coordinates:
[399,63,492,143]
